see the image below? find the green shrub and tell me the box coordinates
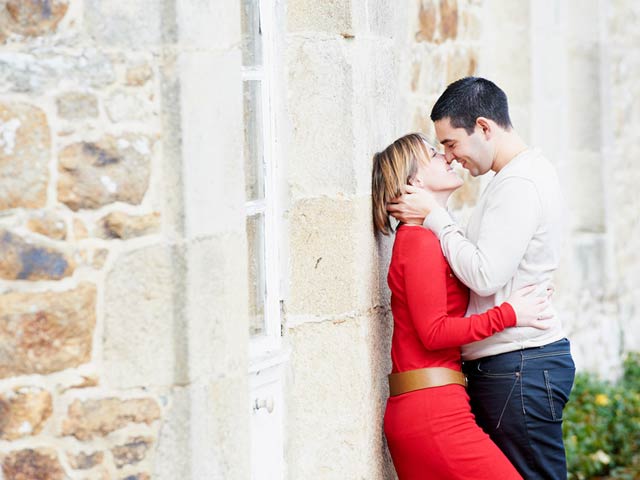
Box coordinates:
[563,352,640,479]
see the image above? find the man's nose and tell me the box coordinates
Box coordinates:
[444,151,455,164]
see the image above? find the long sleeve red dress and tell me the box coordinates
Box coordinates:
[383,225,522,480]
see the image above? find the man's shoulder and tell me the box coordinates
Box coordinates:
[500,148,558,183]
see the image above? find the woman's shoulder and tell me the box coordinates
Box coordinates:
[395,225,441,252]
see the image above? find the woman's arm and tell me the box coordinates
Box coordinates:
[402,230,516,351]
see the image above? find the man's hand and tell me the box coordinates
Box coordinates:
[386,185,439,225]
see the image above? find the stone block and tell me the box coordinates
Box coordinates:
[125,64,153,87]
[0,387,52,440]
[2,449,64,480]
[111,436,153,469]
[567,46,600,150]
[105,88,154,123]
[0,50,115,94]
[618,288,640,353]
[353,0,405,38]
[178,50,244,237]
[66,451,104,470]
[287,37,355,198]
[413,47,446,97]
[103,244,186,388]
[25,211,67,240]
[120,472,150,480]
[288,195,381,319]
[176,0,239,50]
[459,6,482,40]
[0,102,50,210]
[352,41,405,196]
[415,0,437,42]
[288,197,358,317]
[0,229,74,280]
[152,378,250,480]
[84,0,174,48]
[439,0,458,40]
[448,167,482,210]
[56,92,99,120]
[73,218,88,240]
[62,397,161,441]
[483,0,530,30]
[57,134,152,211]
[606,0,640,44]
[188,233,248,380]
[564,301,622,380]
[286,317,391,479]
[91,248,109,269]
[287,0,352,34]
[97,211,161,239]
[0,0,69,38]
[567,151,604,233]
[0,284,96,378]
[446,47,477,84]
[570,234,606,298]
[411,103,435,137]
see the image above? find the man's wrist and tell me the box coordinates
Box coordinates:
[423,207,455,237]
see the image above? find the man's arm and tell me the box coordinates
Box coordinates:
[425,177,541,296]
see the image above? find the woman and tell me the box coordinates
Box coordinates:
[372,133,551,480]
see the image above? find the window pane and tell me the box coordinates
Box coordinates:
[241,0,262,67]
[247,213,266,336]
[243,80,265,201]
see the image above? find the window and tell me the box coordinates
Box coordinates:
[242,0,281,355]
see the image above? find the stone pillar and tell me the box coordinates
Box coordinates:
[283,0,405,478]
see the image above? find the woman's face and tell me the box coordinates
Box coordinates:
[411,142,464,193]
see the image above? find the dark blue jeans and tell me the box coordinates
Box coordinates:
[462,339,575,480]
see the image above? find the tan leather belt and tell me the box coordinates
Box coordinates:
[388,367,467,396]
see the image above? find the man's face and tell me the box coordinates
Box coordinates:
[434,117,492,177]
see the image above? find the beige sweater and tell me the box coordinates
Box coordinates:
[424,148,567,361]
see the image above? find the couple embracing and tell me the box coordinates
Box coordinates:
[372,77,575,480]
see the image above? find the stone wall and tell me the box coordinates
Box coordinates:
[0,1,249,479]
[603,0,640,360]
[0,0,638,479]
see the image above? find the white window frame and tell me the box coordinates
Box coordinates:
[243,0,282,361]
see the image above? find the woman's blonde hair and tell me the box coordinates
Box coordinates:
[371,132,431,235]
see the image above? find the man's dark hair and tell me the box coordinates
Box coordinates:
[430,77,513,134]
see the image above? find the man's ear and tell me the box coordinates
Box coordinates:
[476,117,492,139]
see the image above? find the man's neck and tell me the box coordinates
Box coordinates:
[492,131,528,173]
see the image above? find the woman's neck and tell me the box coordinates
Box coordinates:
[428,189,452,209]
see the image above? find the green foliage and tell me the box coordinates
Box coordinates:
[563,352,640,479]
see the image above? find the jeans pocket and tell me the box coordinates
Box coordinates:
[542,367,576,421]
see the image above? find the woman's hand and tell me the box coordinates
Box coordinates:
[507,285,553,330]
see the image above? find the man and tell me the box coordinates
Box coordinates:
[387,77,575,479]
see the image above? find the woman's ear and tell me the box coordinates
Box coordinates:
[408,175,423,187]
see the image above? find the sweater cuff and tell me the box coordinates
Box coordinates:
[423,207,456,238]
[499,302,517,328]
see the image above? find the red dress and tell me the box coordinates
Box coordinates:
[383,225,522,480]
